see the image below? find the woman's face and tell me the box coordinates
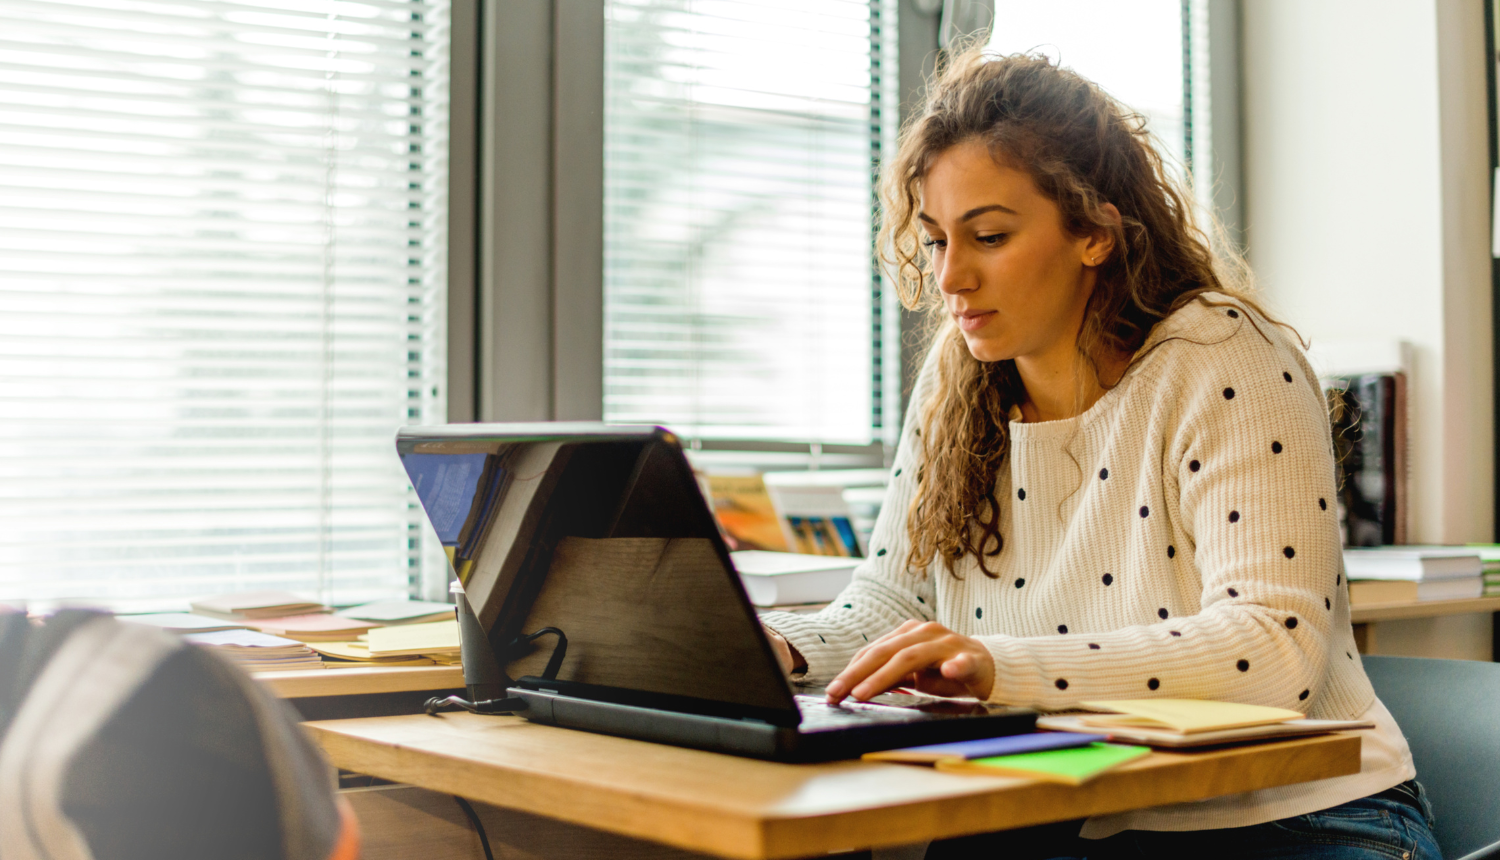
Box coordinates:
[919,140,1108,367]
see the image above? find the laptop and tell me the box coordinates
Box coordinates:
[396,423,1034,762]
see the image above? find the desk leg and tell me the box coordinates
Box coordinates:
[1352,622,1375,655]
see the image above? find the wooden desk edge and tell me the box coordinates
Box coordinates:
[758,733,1363,858]
[305,718,1362,860]
[255,665,465,698]
[1350,595,1500,623]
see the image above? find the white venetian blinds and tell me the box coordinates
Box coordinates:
[602,0,896,445]
[0,0,450,609]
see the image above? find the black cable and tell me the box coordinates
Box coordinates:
[453,795,494,860]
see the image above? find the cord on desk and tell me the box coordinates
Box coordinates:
[452,796,495,860]
[423,695,528,716]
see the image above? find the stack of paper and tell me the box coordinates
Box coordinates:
[362,618,461,658]
[242,613,382,642]
[731,550,859,606]
[190,590,327,620]
[309,641,436,667]
[336,599,455,626]
[116,612,248,633]
[182,629,324,672]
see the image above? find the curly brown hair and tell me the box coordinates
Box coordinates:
[878,47,1266,579]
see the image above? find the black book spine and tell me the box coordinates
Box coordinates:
[1328,374,1400,546]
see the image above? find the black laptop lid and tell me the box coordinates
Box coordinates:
[396,424,798,717]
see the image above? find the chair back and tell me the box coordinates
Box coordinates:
[1362,655,1500,860]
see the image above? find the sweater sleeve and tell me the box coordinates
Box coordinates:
[977,308,1345,711]
[759,344,941,683]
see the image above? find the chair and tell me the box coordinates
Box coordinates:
[1362,655,1500,860]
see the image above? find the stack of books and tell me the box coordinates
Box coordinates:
[1342,547,1484,604]
[1462,545,1500,597]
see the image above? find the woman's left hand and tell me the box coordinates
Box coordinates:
[824,620,995,703]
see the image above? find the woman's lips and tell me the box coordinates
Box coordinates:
[956,310,995,332]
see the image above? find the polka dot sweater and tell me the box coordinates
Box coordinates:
[762,295,1413,835]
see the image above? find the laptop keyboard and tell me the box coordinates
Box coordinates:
[794,694,931,730]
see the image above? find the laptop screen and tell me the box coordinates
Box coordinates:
[397,424,797,715]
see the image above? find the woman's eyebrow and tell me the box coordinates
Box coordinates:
[916,203,1018,225]
[959,203,1018,221]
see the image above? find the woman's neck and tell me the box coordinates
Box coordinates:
[1015,349,1131,423]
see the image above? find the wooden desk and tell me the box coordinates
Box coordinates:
[307,712,1362,860]
[1349,596,1500,659]
[255,665,465,721]
[1351,595,1500,624]
[255,665,465,699]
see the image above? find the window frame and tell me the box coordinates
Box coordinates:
[456,0,1244,469]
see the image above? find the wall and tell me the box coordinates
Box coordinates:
[1242,0,1494,657]
[1242,0,1493,546]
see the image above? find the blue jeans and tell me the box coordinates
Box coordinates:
[925,781,1443,860]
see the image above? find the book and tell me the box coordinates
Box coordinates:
[731,550,859,606]
[115,612,248,633]
[242,613,383,642]
[933,742,1151,785]
[363,618,461,657]
[189,590,326,620]
[1073,699,1304,734]
[863,732,1105,764]
[1035,715,1375,749]
[761,469,888,557]
[1348,577,1483,604]
[1326,372,1407,546]
[699,473,791,552]
[1342,547,1482,581]
[335,600,456,625]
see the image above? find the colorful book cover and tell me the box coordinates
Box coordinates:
[934,742,1151,785]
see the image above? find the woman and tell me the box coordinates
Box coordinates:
[759,48,1439,859]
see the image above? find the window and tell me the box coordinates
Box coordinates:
[602,0,900,447]
[988,0,1221,219]
[0,0,450,609]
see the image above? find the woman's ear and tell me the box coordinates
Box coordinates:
[1082,203,1121,267]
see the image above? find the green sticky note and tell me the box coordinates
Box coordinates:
[940,742,1151,785]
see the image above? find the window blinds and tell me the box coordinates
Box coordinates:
[602,0,896,445]
[0,0,449,609]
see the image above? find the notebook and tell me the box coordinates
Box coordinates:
[1036,714,1375,749]
[1074,699,1304,733]
[863,731,1105,764]
[934,742,1151,785]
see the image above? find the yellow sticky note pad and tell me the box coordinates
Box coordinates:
[364,619,461,656]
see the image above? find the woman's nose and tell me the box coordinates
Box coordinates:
[935,246,975,295]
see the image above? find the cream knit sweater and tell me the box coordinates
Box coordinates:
[762,295,1414,836]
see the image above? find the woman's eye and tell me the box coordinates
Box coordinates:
[977,233,1006,246]
[920,236,946,249]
